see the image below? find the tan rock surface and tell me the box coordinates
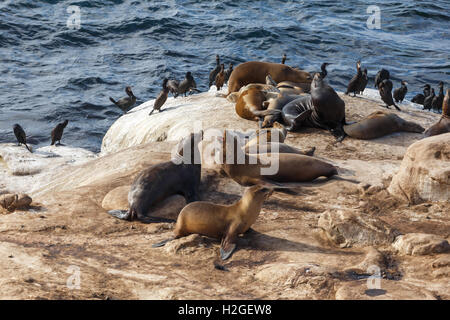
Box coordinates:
[0,92,448,299]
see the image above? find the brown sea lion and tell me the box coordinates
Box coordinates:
[152,185,273,260]
[343,111,424,140]
[277,81,309,95]
[220,133,337,186]
[107,132,203,222]
[244,142,315,156]
[423,89,450,137]
[234,87,280,122]
[227,61,312,95]
[0,193,32,213]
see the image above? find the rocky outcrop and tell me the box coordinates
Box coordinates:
[318,209,400,247]
[388,133,450,204]
[393,233,450,256]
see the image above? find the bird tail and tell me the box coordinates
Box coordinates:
[149,109,155,116]
[24,143,32,153]
[109,97,117,105]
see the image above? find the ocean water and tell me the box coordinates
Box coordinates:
[0,0,449,152]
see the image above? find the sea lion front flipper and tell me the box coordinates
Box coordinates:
[220,225,239,260]
[107,209,131,220]
[294,109,313,125]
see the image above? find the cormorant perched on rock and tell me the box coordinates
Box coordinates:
[51,120,69,146]
[431,82,445,113]
[411,84,431,105]
[345,60,362,96]
[178,72,198,97]
[215,64,225,91]
[109,86,136,112]
[358,68,368,94]
[281,54,287,64]
[423,88,435,110]
[379,79,401,111]
[393,81,408,103]
[13,124,31,152]
[374,69,390,89]
[149,79,169,115]
[167,80,179,98]
[224,63,233,84]
[208,55,221,87]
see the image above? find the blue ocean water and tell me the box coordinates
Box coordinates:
[0,0,449,152]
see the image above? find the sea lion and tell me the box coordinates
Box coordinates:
[346,60,362,96]
[107,132,203,222]
[234,87,280,122]
[219,133,337,186]
[149,79,169,115]
[215,64,225,91]
[393,81,408,103]
[51,120,69,145]
[0,193,32,213]
[13,124,31,152]
[423,89,450,137]
[244,142,315,156]
[261,94,302,128]
[209,55,221,87]
[110,86,136,112]
[244,122,288,148]
[227,61,312,95]
[343,111,424,140]
[277,81,309,95]
[152,185,274,260]
[281,73,346,140]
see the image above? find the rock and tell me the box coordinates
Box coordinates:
[388,133,450,204]
[318,209,400,247]
[393,233,450,256]
[163,234,211,256]
[345,247,386,274]
[431,255,450,268]
[101,186,129,211]
[335,280,436,300]
[0,193,32,213]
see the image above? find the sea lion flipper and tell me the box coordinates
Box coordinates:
[152,237,175,248]
[294,109,313,124]
[220,226,239,260]
[220,243,237,261]
[139,216,176,224]
[107,209,131,220]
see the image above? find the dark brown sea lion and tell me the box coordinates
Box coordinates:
[261,94,301,128]
[107,132,203,222]
[152,185,273,260]
[51,120,69,145]
[227,61,312,95]
[281,73,346,140]
[423,89,450,137]
[343,111,424,140]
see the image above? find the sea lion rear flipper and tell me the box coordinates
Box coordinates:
[107,209,131,220]
[152,237,175,248]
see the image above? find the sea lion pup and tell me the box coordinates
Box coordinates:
[411,84,431,105]
[345,60,362,96]
[227,61,312,95]
[431,82,445,113]
[109,86,136,112]
[343,111,424,140]
[167,79,179,98]
[219,133,337,186]
[215,64,225,91]
[234,87,281,122]
[209,55,221,87]
[224,63,233,83]
[178,71,199,97]
[107,132,203,222]
[51,120,69,146]
[358,68,368,94]
[281,53,287,64]
[149,79,169,115]
[152,185,273,260]
[374,68,390,89]
[423,89,450,137]
[266,74,278,86]
[379,79,401,111]
[13,124,31,152]
[393,80,408,103]
[0,193,32,213]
